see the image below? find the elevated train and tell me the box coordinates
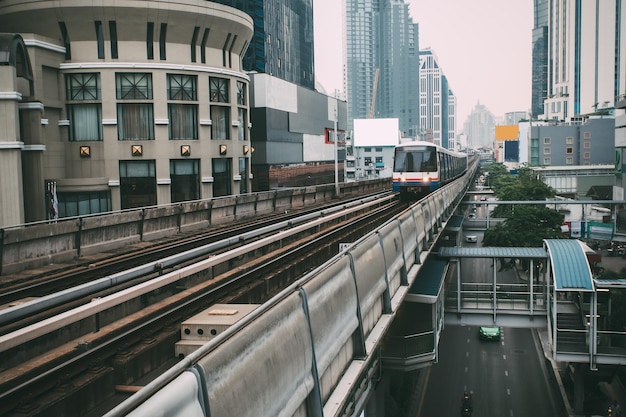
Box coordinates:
[392,141,468,200]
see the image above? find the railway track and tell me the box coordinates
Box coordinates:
[0,193,406,417]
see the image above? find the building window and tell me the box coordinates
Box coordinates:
[543,147,551,155]
[543,157,551,165]
[584,131,591,139]
[146,22,154,59]
[95,21,104,59]
[67,104,102,141]
[584,141,591,149]
[238,108,246,141]
[159,23,167,60]
[119,160,156,209]
[566,147,573,154]
[117,104,154,140]
[375,147,382,152]
[566,137,574,144]
[211,106,230,139]
[210,77,229,102]
[109,21,118,59]
[170,159,199,202]
[168,74,198,140]
[59,22,71,60]
[212,158,231,197]
[58,191,111,217]
[237,81,246,105]
[169,104,198,140]
[543,137,551,145]
[66,73,102,141]
[566,157,573,164]
[168,74,197,100]
[191,27,200,63]
[239,157,248,194]
[67,73,100,100]
[200,28,209,63]
[116,73,152,99]
[584,152,591,159]
[364,147,371,152]
[116,73,154,140]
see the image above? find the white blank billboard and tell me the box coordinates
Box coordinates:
[353,118,400,147]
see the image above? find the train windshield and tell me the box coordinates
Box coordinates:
[394,147,437,172]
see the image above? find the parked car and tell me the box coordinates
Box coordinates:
[479,326,501,341]
[465,235,478,243]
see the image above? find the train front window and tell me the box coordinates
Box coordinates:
[394,147,437,172]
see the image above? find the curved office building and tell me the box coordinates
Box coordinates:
[0,0,254,227]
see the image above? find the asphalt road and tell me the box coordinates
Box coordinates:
[416,229,561,417]
[417,325,561,417]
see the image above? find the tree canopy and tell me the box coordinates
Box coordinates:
[481,163,563,248]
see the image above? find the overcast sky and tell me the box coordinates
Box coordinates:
[313,0,534,127]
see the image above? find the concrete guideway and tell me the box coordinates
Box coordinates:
[104,169,478,416]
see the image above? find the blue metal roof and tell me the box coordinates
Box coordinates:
[408,255,448,301]
[440,241,594,292]
[445,215,464,229]
[438,247,548,258]
[543,239,594,291]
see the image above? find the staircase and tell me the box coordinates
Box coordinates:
[556,305,587,352]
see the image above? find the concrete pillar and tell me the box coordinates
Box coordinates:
[0,65,25,227]
[19,103,46,222]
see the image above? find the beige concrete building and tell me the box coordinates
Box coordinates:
[0,0,253,227]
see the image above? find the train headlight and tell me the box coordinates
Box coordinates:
[401,176,406,182]
[423,176,430,183]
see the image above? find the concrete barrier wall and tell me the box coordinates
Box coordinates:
[0,180,388,275]
[1,220,79,270]
[126,370,205,417]
[412,204,427,250]
[349,237,388,339]
[303,256,360,403]
[398,210,419,268]
[79,211,144,255]
[197,293,315,417]
[180,201,212,233]
[142,205,183,241]
[378,221,407,296]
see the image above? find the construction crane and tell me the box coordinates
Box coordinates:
[368,68,380,118]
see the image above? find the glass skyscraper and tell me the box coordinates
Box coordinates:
[544,0,625,121]
[212,0,315,89]
[419,49,456,149]
[531,0,549,118]
[345,0,420,137]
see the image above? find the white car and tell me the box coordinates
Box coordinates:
[465,235,478,243]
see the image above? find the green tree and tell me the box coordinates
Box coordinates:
[480,164,562,268]
[490,165,557,218]
[483,205,563,248]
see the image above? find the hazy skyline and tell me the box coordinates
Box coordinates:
[313,0,534,128]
